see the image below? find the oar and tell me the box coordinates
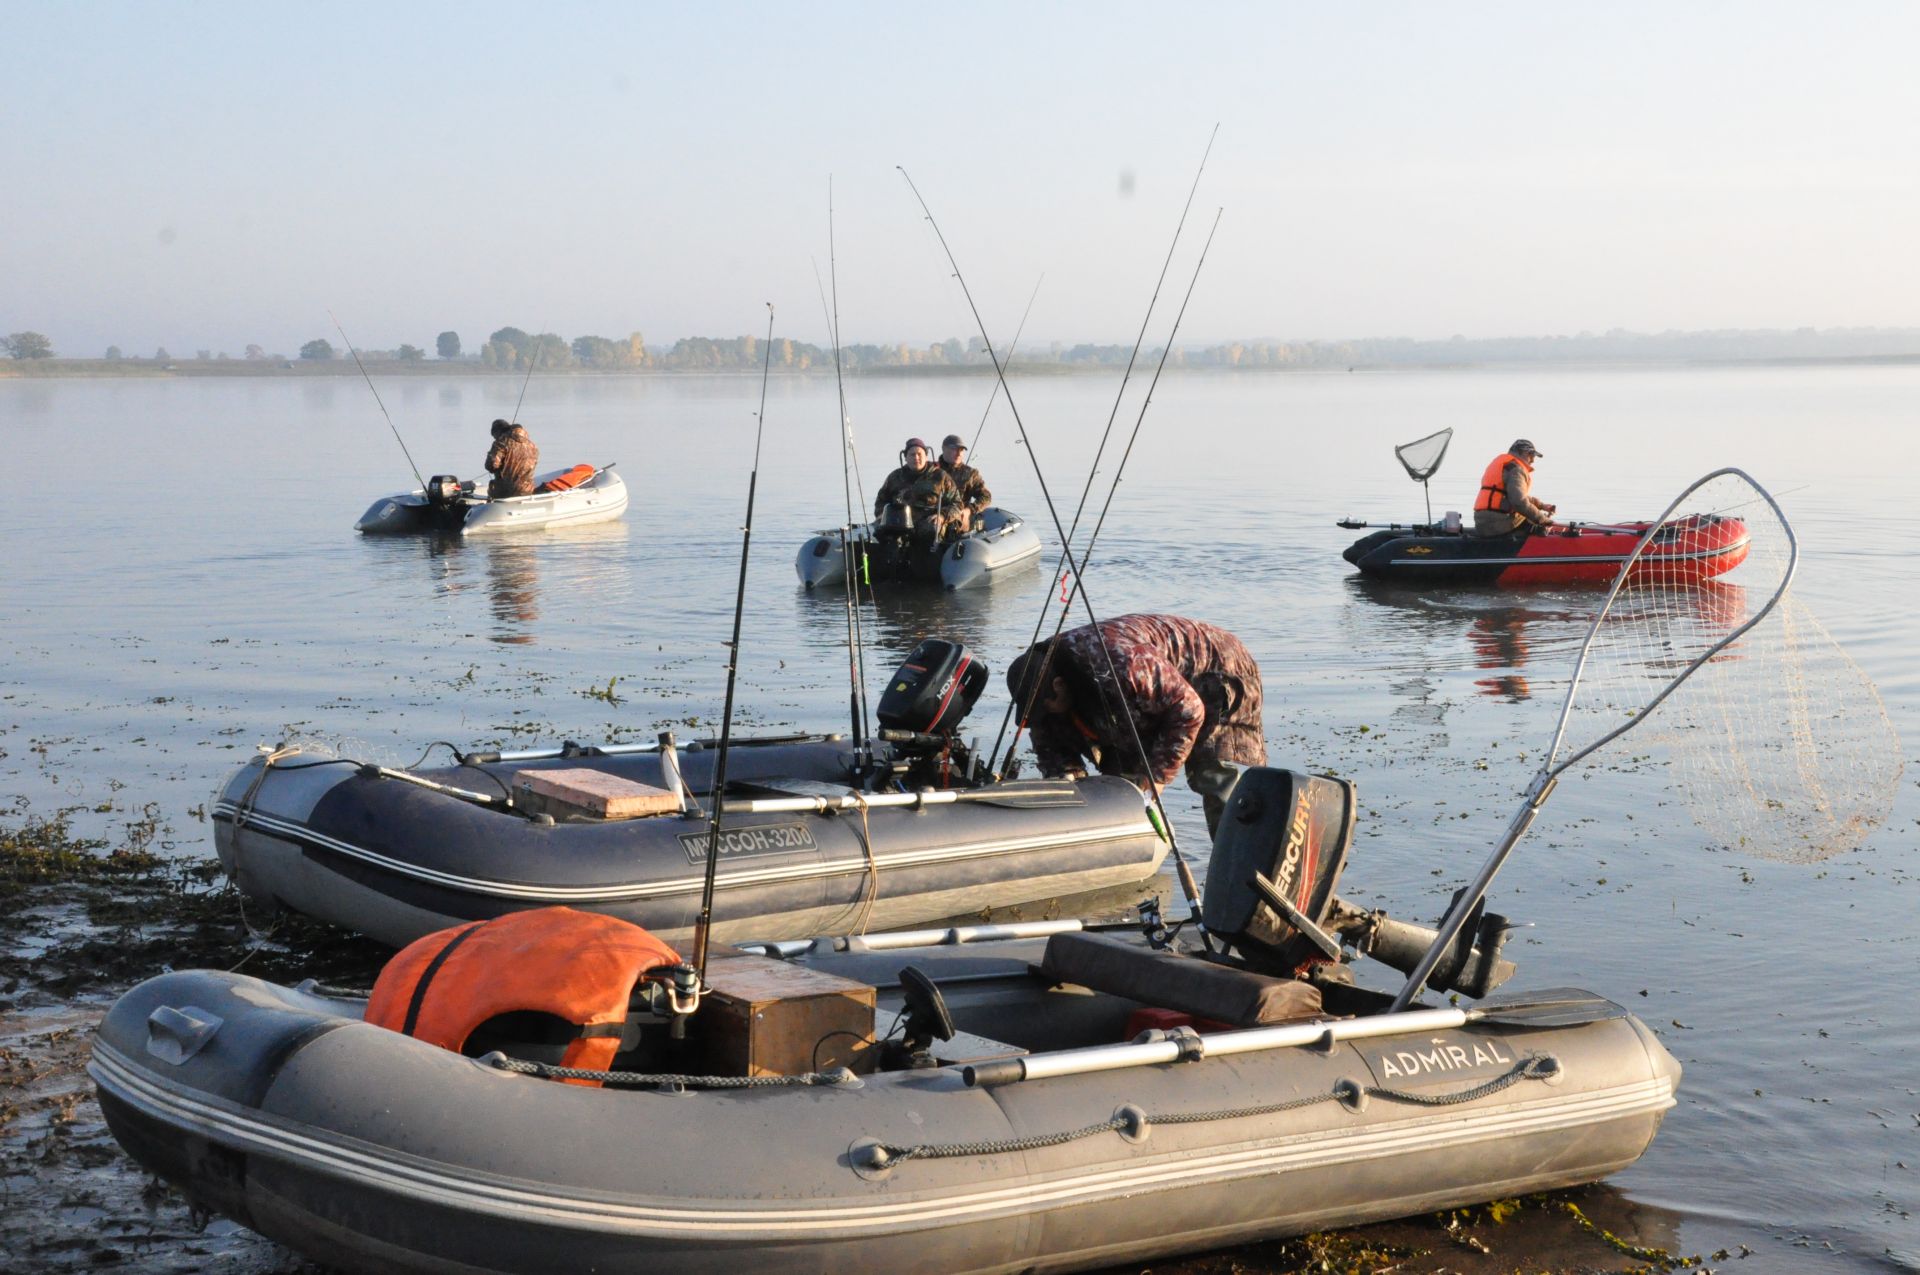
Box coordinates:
[720,779,1086,816]
[963,986,1628,1088]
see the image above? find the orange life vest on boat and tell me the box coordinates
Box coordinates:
[535,463,596,493]
[1474,452,1531,514]
[365,907,681,1086]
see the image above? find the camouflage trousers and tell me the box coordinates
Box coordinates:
[1186,670,1266,836]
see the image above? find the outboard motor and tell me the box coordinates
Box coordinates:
[1204,767,1355,974]
[876,639,987,740]
[427,474,464,506]
[875,502,914,539]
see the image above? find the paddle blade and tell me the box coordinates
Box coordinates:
[965,780,1086,809]
[1469,987,1629,1028]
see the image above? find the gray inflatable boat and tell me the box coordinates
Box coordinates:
[355,465,628,536]
[797,507,1043,590]
[213,733,1166,950]
[94,767,1679,1274]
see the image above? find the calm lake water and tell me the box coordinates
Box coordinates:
[4,365,1917,1271]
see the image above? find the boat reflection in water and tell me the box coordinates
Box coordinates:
[793,570,1024,665]
[1345,577,1754,706]
[360,520,634,648]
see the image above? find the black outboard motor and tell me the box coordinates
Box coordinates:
[427,474,464,506]
[1204,767,1355,974]
[875,502,914,539]
[877,639,987,740]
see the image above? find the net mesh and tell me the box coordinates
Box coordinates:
[1394,428,1452,481]
[1546,470,1901,863]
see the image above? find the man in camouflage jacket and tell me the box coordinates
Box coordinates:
[1007,613,1266,834]
[484,418,539,498]
[874,437,960,539]
[937,433,991,532]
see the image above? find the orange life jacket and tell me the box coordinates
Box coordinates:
[1474,452,1531,513]
[535,463,596,493]
[365,907,681,1087]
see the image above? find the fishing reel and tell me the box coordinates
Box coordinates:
[875,639,989,787]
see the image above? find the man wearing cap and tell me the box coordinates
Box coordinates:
[484,417,539,499]
[937,434,992,533]
[874,437,960,539]
[1472,438,1556,537]
[1006,614,1266,836]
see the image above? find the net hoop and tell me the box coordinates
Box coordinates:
[1542,467,1798,777]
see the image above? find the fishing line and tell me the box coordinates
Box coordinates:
[812,178,875,756]
[329,310,426,490]
[997,208,1225,778]
[898,166,1212,943]
[968,273,1046,460]
[984,125,1219,777]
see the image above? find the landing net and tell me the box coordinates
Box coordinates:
[1545,468,1900,859]
[1395,469,1897,1007]
[1394,428,1452,482]
[1544,469,1798,777]
[1648,596,1902,862]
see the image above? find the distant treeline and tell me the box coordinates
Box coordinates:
[10,324,1920,371]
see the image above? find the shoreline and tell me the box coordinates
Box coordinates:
[7,351,1920,380]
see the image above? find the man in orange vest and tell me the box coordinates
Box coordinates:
[1472,438,1556,537]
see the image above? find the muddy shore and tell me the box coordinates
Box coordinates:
[0,808,1744,1275]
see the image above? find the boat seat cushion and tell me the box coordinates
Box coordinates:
[1038,931,1322,1028]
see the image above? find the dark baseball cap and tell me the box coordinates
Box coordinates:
[1510,438,1543,458]
[904,437,931,452]
[941,434,966,450]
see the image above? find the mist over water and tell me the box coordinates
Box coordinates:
[5,365,1916,1269]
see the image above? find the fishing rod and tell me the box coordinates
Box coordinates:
[982,126,1218,777]
[818,177,873,759]
[898,166,1212,947]
[1000,207,1226,776]
[689,303,778,981]
[509,333,542,425]
[968,273,1045,459]
[933,273,1044,536]
[329,310,426,491]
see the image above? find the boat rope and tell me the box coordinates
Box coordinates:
[482,1054,860,1090]
[851,794,880,936]
[861,1054,1558,1166]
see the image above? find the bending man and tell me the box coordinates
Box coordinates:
[484,418,539,499]
[1007,613,1266,836]
[1471,437,1555,537]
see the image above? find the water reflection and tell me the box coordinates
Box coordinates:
[481,540,541,644]
[793,581,1020,665]
[359,520,634,647]
[1343,577,1753,705]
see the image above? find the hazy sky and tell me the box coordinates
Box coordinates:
[5,1,1918,356]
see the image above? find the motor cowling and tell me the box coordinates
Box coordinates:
[1204,767,1355,973]
[875,502,915,539]
[876,639,987,737]
[427,474,464,506]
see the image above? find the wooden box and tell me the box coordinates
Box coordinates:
[513,768,680,821]
[699,955,876,1076]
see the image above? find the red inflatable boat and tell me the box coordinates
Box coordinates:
[1343,513,1751,586]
